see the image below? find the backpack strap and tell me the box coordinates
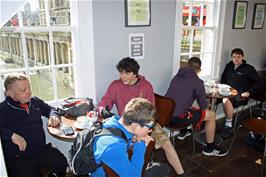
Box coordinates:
[95,127,128,142]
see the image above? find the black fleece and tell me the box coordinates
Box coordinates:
[0,96,58,159]
[221,60,263,96]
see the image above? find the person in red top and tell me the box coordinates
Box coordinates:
[98,57,186,177]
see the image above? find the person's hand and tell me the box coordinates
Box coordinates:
[48,116,60,127]
[101,106,115,118]
[241,92,250,98]
[134,135,154,146]
[11,133,27,151]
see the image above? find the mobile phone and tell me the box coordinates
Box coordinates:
[63,126,74,136]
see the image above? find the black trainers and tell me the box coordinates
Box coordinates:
[220,126,233,138]
[177,128,192,140]
[202,146,228,157]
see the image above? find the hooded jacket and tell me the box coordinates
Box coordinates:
[221,60,263,96]
[165,67,208,116]
[98,75,155,116]
[91,115,146,177]
[0,96,58,159]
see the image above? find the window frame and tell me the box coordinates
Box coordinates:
[0,0,83,104]
[173,0,226,81]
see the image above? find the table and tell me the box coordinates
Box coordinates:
[47,115,103,141]
[206,91,236,111]
[47,116,79,141]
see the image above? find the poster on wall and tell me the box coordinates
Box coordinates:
[129,33,144,60]
[125,0,151,27]
[252,3,265,29]
[232,1,248,29]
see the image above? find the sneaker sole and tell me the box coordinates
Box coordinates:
[202,150,228,157]
[177,132,192,140]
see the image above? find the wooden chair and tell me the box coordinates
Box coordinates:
[154,93,195,152]
[241,118,266,177]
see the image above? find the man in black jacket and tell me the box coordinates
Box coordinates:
[220,48,263,138]
[0,73,67,177]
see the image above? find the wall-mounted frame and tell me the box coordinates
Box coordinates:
[125,0,151,27]
[232,1,248,29]
[251,3,266,29]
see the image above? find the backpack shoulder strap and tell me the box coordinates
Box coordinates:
[96,128,128,142]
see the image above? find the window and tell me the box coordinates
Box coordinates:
[0,0,75,102]
[177,0,221,78]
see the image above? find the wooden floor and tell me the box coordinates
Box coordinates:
[153,110,266,177]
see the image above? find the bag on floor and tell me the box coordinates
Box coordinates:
[246,133,265,152]
[69,122,127,175]
[58,97,94,117]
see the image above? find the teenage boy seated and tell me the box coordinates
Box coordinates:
[165,57,228,156]
[98,57,185,176]
[220,48,263,138]
[91,98,169,177]
[0,73,67,177]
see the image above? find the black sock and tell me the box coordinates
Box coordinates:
[206,142,215,150]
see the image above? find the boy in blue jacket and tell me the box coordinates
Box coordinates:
[91,97,169,177]
[0,73,67,177]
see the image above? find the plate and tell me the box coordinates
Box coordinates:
[219,91,231,97]
[74,122,92,129]
[218,84,231,89]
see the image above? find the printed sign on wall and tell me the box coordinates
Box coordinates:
[129,33,144,60]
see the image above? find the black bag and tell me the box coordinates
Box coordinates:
[58,97,94,117]
[246,133,265,152]
[69,122,127,176]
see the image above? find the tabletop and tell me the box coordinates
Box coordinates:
[206,88,238,110]
[47,115,103,141]
[47,116,79,141]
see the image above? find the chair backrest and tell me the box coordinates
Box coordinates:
[154,93,176,127]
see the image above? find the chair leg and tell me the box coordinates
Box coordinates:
[233,107,240,134]
[260,138,266,177]
[170,130,175,146]
[191,128,195,154]
[227,124,241,153]
[249,105,253,118]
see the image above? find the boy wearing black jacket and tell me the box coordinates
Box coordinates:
[220,48,263,138]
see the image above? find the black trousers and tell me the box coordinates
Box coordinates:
[6,144,67,177]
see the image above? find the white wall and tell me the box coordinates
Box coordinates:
[220,0,266,73]
[92,0,177,102]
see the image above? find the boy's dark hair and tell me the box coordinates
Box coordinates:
[231,48,244,57]
[188,57,201,72]
[122,98,157,126]
[116,57,140,75]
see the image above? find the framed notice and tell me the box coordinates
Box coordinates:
[129,33,144,60]
[251,4,265,29]
[232,1,248,29]
[125,0,151,27]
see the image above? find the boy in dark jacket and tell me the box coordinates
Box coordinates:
[0,73,67,177]
[220,48,263,138]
